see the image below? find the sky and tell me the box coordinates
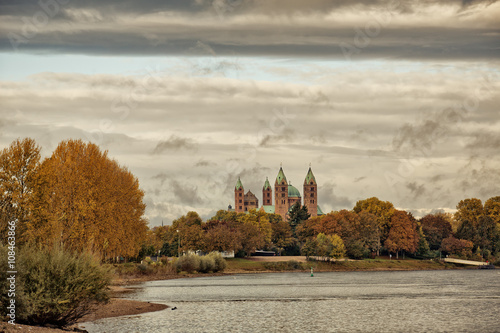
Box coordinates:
[1,0,499,226]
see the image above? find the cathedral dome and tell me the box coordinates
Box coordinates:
[288,185,301,198]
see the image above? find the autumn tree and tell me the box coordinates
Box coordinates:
[203,217,242,253]
[268,214,293,255]
[441,236,474,258]
[169,211,205,253]
[295,216,322,242]
[384,210,419,258]
[0,138,41,244]
[484,196,500,225]
[353,197,395,243]
[237,209,272,246]
[455,198,483,227]
[28,139,148,259]
[315,233,345,261]
[339,211,380,259]
[419,214,453,250]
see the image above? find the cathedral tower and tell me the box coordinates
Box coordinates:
[262,177,272,206]
[274,166,289,220]
[235,177,244,213]
[303,166,318,217]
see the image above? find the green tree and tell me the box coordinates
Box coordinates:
[476,215,500,255]
[288,203,310,236]
[416,226,431,258]
[300,238,317,258]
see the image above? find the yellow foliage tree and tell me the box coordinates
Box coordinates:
[27,139,147,259]
[0,138,41,244]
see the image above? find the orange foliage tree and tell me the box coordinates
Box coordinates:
[25,139,147,259]
[0,138,41,244]
[384,210,419,258]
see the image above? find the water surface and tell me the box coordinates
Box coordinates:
[82,270,500,332]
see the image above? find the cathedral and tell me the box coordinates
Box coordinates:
[232,166,324,221]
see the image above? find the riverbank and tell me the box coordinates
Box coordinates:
[2,257,489,332]
[0,287,168,333]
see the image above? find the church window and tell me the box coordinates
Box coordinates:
[310,181,313,185]
[281,193,285,197]
[310,193,314,197]
[282,187,285,191]
[239,193,242,197]
[311,187,314,191]
[267,193,270,197]
[239,199,242,203]
[239,206,242,210]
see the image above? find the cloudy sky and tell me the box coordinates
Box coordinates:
[1,0,499,226]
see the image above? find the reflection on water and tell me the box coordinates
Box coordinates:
[82,270,500,333]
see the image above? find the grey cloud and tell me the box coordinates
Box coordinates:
[195,159,216,167]
[466,132,500,150]
[319,182,353,211]
[152,136,197,154]
[1,1,499,59]
[152,173,169,186]
[354,176,366,183]
[406,181,426,199]
[171,179,203,205]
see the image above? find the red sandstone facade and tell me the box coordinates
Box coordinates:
[232,166,322,221]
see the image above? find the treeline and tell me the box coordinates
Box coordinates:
[0,138,148,260]
[143,196,500,262]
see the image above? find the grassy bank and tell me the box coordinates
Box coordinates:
[225,257,462,273]
[108,257,470,283]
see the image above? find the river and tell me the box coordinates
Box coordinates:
[82,270,500,332]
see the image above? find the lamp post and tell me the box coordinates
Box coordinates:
[176,229,180,257]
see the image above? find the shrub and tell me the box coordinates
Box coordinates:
[0,244,111,327]
[137,263,154,275]
[176,254,200,273]
[198,256,215,273]
[207,252,227,272]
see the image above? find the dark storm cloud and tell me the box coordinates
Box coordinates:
[152,135,197,154]
[1,0,498,59]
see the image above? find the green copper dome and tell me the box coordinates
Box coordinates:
[288,184,301,198]
[263,177,272,190]
[235,177,243,190]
